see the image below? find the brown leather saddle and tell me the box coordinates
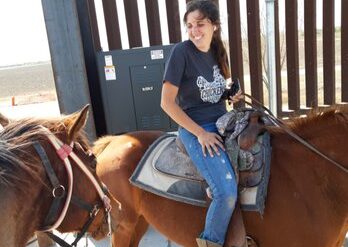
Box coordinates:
[160,109,268,189]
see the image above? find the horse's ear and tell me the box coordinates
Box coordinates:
[0,112,10,127]
[66,104,89,143]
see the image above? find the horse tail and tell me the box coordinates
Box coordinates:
[93,136,116,156]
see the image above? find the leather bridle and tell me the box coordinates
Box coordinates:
[33,126,115,246]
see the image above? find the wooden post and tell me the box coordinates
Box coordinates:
[41,0,97,141]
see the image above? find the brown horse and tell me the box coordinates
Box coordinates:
[94,105,348,247]
[0,107,119,247]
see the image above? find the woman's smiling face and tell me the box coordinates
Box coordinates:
[185,10,215,52]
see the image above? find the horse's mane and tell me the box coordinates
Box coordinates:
[289,105,348,131]
[93,136,116,157]
[268,104,348,135]
[0,116,89,189]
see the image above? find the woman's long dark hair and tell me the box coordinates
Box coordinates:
[183,0,230,79]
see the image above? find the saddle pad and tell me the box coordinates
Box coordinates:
[130,132,272,213]
[130,134,208,207]
[154,136,203,181]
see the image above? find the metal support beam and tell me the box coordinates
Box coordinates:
[41,0,97,141]
[265,0,277,115]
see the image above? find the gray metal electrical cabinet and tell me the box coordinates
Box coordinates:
[96,45,177,134]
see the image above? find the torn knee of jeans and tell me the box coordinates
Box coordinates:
[206,187,213,199]
[225,172,233,180]
[227,196,236,209]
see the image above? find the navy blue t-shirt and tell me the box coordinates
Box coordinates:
[163,40,227,125]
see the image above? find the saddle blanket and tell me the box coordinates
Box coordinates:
[130,132,272,213]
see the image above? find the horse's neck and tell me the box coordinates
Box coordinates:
[0,187,42,246]
[273,130,348,216]
[0,188,21,246]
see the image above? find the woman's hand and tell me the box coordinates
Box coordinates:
[197,130,225,157]
[229,89,244,104]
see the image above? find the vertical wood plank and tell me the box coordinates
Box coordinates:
[86,0,101,51]
[322,0,335,105]
[102,0,122,50]
[227,0,244,87]
[247,0,263,103]
[186,0,219,5]
[166,0,182,43]
[274,0,283,116]
[77,0,106,135]
[145,0,162,46]
[342,0,348,102]
[212,0,219,7]
[42,0,98,138]
[124,0,142,48]
[304,0,318,107]
[285,0,300,110]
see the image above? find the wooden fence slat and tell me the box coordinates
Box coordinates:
[247,0,263,103]
[227,0,244,88]
[124,0,142,48]
[145,0,162,46]
[86,0,101,51]
[102,0,122,50]
[342,0,348,102]
[186,0,218,5]
[89,0,342,118]
[304,0,318,107]
[323,0,335,105]
[165,0,181,43]
[274,0,283,116]
[285,0,300,110]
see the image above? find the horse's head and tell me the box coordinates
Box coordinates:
[0,105,119,246]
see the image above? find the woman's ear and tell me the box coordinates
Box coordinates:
[213,26,217,31]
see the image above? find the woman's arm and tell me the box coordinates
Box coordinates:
[161,81,225,157]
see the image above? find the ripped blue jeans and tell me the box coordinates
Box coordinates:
[178,122,237,245]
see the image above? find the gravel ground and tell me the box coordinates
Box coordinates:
[0,62,56,103]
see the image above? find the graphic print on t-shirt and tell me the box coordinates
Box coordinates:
[196,65,225,103]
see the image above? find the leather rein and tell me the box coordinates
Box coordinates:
[242,94,348,174]
[33,126,114,247]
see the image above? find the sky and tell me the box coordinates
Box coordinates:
[0,0,50,66]
[0,0,342,67]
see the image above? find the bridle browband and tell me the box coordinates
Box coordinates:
[242,93,348,174]
[33,126,116,246]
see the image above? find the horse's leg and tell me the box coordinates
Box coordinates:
[130,216,149,247]
[109,192,145,247]
[224,204,250,247]
[112,216,146,247]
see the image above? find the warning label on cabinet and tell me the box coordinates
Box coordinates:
[104,66,116,81]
